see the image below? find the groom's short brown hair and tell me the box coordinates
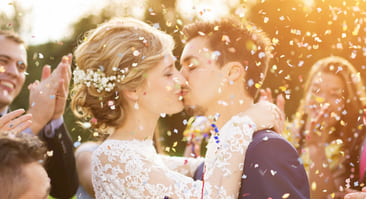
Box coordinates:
[182,17,272,98]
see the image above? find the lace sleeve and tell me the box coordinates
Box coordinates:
[92,144,204,199]
[158,155,204,177]
[203,115,255,197]
[92,115,256,199]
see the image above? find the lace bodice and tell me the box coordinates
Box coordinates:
[92,114,256,199]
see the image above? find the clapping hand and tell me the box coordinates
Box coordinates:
[27,54,72,134]
[51,54,72,120]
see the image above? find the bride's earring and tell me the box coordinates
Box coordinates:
[134,101,139,110]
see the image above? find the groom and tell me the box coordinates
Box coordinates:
[179,18,310,199]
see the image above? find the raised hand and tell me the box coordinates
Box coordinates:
[304,102,330,145]
[0,109,32,134]
[53,54,72,120]
[27,54,72,134]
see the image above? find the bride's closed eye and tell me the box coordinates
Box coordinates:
[164,72,173,77]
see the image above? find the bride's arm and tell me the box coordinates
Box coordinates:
[158,154,204,177]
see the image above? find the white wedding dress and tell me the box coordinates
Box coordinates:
[92,114,256,198]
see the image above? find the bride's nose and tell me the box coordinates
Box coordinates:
[173,70,188,86]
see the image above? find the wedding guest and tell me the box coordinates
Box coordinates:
[0,30,78,198]
[0,132,50,198]
[287,56,366,198]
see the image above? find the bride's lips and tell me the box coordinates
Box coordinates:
[179,88,190,96]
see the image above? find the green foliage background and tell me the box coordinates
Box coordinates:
[1,0,365,156]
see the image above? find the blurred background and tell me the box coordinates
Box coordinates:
[1,0,365,155]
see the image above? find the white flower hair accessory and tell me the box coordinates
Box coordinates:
[73,66,129,93]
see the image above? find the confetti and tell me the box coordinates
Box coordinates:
[211,51,221,60]
[198,31,206,36]
[221,35,230,43]
[172,141,178,147]
[259,169,266,176]
[311,181,317,191]
[81,122,91,129]
[282,193,290,199]
[133,50,140,56]
[217,100,228,106]
[263,16,269,23]
[46,150,54,157]
[255,83,262,89]
[74,141,81,148]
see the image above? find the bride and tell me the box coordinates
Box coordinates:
[71,17,279,199]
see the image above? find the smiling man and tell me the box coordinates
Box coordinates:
[0,32,26,109]
[0,30,78,198]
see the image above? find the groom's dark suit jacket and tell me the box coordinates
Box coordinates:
[38,123,78,198]
[193,129,310,199]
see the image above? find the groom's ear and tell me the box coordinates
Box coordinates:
[223,61,245,82]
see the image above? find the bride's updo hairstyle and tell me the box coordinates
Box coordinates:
[71,18,174,132]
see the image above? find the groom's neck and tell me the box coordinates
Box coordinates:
[206,96,254,129]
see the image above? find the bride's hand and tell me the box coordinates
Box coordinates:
[243,101,284,133]
[259,88,286,125]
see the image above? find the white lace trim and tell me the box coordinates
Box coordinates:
[92,115,256,198]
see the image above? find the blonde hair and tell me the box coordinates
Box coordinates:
[293,56,366,183]
[294,56,365,137]
[71,18,175,132]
